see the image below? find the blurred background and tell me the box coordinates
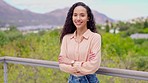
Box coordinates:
[0,0,148,83]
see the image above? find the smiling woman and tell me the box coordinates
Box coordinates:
[58,2,101,83]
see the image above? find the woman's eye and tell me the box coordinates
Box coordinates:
[81,15,85,17]
[73,14,77,17]
[80,14,85,17]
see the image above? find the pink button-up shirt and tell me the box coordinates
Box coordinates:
[59,29,101,76]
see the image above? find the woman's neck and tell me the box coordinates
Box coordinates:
[76,28,87,37]
[75,28,87,43]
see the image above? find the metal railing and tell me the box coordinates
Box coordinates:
[0,56,148,83]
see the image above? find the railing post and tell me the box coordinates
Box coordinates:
[4,60,8,83]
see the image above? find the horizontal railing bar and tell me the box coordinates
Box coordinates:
[5,56,58,66]
[0,56,148,81]
[96,67,148,80]
[6,60,59,69]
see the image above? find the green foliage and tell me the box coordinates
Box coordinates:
[9,26,18,31]
[133,39,148,44]
[5,29,23,42]
[105,24,110,32]
[101,33,137,68]
[144,20,148,28]
[0,26,23,47]
[6,64,68,83]
[117,18,148,37]
[117,21,129,31]
[0,24,148,82]
[0,64,3,83]
[142,28,148,33]
[0,31,9,46]
[133,56,148,71]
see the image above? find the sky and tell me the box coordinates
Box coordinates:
[4,0,148,21]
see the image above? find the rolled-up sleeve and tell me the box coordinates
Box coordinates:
[59,35,76,74]
[73,34,101,75]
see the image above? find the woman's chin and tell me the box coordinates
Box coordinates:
[75,25,82,28]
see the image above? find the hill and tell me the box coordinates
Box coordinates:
[0,0,114,27]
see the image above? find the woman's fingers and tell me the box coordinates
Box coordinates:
[89,53,96,60]
[58,56,63,63]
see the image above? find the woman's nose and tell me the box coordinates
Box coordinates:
[76,16,81,21]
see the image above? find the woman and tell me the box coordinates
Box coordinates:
[58,2,101,83]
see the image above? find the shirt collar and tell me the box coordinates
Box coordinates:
[70,29,91,40]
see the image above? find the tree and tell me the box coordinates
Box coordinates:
[105,20,110,32]
[144,19,148,28]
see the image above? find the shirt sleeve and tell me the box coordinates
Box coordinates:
[73,34,101,75]
[58,35,77,74]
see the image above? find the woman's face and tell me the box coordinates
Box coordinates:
[72,6,89,29]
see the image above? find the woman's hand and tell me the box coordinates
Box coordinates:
[58,56,72,65]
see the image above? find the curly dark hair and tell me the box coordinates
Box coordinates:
[60,2,97,42]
